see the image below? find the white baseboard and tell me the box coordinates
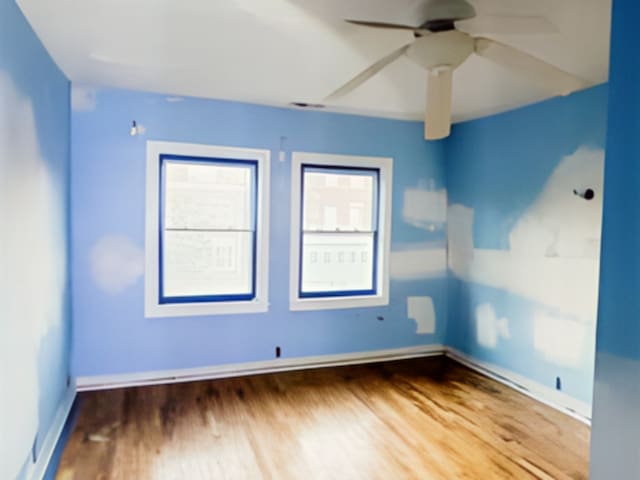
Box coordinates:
[75,344,591,425]
[29,386,76,480]
[445,348,591,424]
[77,344,446,391]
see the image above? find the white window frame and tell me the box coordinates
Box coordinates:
[289,152,392,311]
[145,141,270,317]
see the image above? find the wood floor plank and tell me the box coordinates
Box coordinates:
[56,358,589,479]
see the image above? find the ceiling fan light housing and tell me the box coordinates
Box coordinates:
[406,31,474,70]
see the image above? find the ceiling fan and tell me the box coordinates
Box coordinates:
[326,0,588,140]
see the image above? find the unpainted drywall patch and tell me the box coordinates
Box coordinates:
[534,311,587,367]
[475,303,510,349]
[402,185,447,231]
[0,72,65,479]
[390,243,446,280]
[509,147,604,259]
[90,235,144,294]
[447,203,474,277]
[407,296,436,334]
[447,146,604,322]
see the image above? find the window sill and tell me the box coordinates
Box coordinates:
[289,294,389,312]
[145,298,268,318]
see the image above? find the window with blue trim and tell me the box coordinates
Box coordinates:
[159,155,257,304]
[299,165,379,297]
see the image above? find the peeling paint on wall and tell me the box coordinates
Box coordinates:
[407,296,436,334]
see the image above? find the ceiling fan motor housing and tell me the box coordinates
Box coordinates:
[421,0,477,31]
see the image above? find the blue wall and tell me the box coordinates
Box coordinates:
[445,85,608,406]
[0,0,624,471]
[70,82,609,412]
[0,1,71,478]
[590,0,640,476]
[71,87,447,377]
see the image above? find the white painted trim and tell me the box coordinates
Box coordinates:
[75,344,591,425]
[289,152,393,311]
[445,347,591,424]
[145,141,270,317]
[77,344,444,391]
[28,386,76,480]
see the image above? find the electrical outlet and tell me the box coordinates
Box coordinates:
[276,346,281,358]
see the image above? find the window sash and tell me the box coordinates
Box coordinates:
[299,231,378,297]
[301,165,379,233]
[161,230,255,302]
[159,155,258,304]
[299,165,380,297]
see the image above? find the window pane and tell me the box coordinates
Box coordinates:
[164,160,253,230]
[303,170,375,232]
[162,231,253,298]
[301,233,374,293]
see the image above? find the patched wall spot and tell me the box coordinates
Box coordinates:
[408,296,436,334]
[475,303,510,349]
[90,235,144,294]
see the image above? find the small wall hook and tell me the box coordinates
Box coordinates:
[129,120,146,137]
[573,188,595,200]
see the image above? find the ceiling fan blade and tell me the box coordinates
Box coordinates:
[457,15,558,35]
[474,37,587,95]
[425,66,453,140]
[346,20,422,32]
[89,52,186,69]
[326,44,411,100]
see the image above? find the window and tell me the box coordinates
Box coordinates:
[146,141,270,317]
[300,166,378,296]
[160,156,256,303]
[290,152,392,311]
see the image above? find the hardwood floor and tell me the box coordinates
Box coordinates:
[56,358,589,479]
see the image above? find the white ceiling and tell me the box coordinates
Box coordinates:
[18,0,611,122]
